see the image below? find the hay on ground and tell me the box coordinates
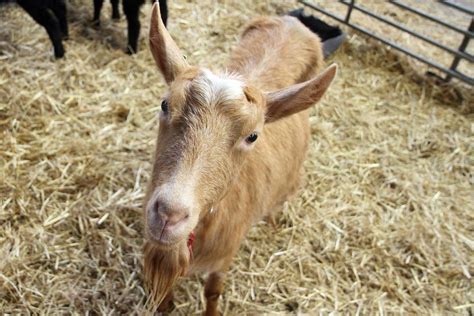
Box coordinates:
[0,0,472,314]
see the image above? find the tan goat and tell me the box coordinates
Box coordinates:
[143,3,337,314]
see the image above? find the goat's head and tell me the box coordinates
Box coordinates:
[145,3,337,248]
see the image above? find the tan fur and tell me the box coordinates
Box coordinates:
[144,3,336,314]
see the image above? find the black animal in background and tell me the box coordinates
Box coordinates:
[92,0,168,54]
[288,8,346,59]
[4,0,69,58]
[92,0,120,22]
[0,0,167,58]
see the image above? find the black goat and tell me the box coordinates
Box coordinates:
[1,0,166,58]
[92,0,168,54]
[2,0,69,58]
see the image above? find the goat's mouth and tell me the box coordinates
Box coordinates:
[146,218,192,248]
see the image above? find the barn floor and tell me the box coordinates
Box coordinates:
[1,0,473,314]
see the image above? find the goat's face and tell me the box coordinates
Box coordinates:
[144,3,336,247]
[146,67,265,246]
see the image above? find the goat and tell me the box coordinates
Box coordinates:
[143,3,337,314]
[92,0,168,54]
[6,0,69,58]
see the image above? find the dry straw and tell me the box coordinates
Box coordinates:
[1,0,473,314]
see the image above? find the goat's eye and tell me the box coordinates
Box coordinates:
[246,133,258,143]
[161,100,169,113]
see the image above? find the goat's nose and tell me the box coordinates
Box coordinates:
[150,200,189,227]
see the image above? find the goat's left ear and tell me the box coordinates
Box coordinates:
[265,64,337,123]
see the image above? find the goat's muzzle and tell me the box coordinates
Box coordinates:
[146,197,192,247]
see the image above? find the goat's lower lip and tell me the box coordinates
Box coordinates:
[147,225,182,246]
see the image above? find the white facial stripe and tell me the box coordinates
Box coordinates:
[200,69,244,103]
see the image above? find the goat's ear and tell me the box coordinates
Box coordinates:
[149,1,188,84]
[264,64,337,123]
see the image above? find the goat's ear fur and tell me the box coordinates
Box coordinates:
[149,2,188,84]
[265,64,337,123]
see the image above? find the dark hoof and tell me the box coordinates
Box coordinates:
[54,43,65,58]
[54,51,65,59]
[91,19,100,27]
[125,46,137,55]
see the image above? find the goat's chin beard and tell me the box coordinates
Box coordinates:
[144,239,190,310]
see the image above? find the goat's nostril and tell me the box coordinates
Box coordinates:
[152,200,160,214]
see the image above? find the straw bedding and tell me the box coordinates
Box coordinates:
[1,0,473,314]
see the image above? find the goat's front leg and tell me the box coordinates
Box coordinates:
[122,0,141,54]
[158,0,168,27]
[204,272,226,316]
[92,0,104,25]
[110,0,120,20]
[19,4,65,58]
[41,11,65,58]
[51,0,68,39]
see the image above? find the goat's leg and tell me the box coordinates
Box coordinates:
[265,203,286,230]
[41,10,65,58]
[158,0,168,27]
[204,272,226,316]
[147,0,168,26]
[92,0,104,25]
[51,0,68,39]
[122,0,143,54]
[266,213,278,230]
[110,0,120,20]
[18,3,65,58]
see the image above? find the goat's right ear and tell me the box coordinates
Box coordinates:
[149,1,188,84]
[264,64,337,123]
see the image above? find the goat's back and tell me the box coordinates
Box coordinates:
[228,16,324,91]
[222,16,325,224]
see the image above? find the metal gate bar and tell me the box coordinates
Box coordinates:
[448,18,474,81]
[389,0,472,37]
[440,0,474,16]
[298,0,474,86]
